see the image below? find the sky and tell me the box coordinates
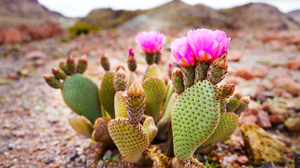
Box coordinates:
[38,0,300,18]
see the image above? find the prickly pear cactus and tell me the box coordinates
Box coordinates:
[44,55,102,124]
[171,53,237,160]
[99,55,116,118]
[142,76,166,121]
[68,116,94,139]
[108,81,157,163]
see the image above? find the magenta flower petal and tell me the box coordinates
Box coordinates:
[186,29,230,62]
[135,31,166,54]
[171,37,195,67]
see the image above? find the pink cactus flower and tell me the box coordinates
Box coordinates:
[170,37,196,67]
[135,31,166,54]
[187,28,230,61]
[128,48,134,56]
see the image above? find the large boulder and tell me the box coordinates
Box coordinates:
[241,124,286,165]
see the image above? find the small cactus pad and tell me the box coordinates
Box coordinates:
[217,84,235,99]
[62,74,102,124]
[126,81,146,124]
[108,118,149,163]
[157,92,178,137]
[114,91,128,118]
[127,49,137,72]
[59,60,71,75]
[77,55,88,74]
[234,96,250,114]
[68,116,94,139]
[201,112,238,146]
[92,117,111,142]
[172,80,220,160]
[143,64,160,81]
[143,116,158,143]
[66,55,76,75]
[142,76,166,121]
[114,69,128,91]
[207,54,228,84]
[172,67,184,94]
[99,71,116,118]
[195,60,210,82]
[44,75,62,89]
[226,93,241,112]
[181,66,195,88]
[145,53,156,65]
[100,55,110,71]
[52,68,66,80]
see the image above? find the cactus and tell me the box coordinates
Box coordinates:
[108,82,157,163]
[99,55,116,118]
[142,76,166,121]
[43,29,252,166]
[68,116,94,139]
[170,29,249,161]
[44,55,102,124]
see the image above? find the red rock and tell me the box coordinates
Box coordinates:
[228,50,243,62]
[50,163,62,168]
[38,19,64,39]
[257,111,271,128]
[17,23,41,40]
[271,75,300,95]
[237,155,249,164]
[25,51,47,60]
[3,28,22,44]
[243,100,262,116]
[235,67,254,80]
[239,115,257,125]
[269,114,284,124]
[285,58,300,70]
[253,67,268,78]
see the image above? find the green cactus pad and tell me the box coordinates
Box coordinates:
[62,74,102,124]
[201,112,238,146]
[99,71,116,118]
[127,72,137,89]
[143,64,160,81]
[143,116,158,143]
[227,96,240,112]
[114,91,128,118]
[108,118,149,163]
[165,84,174,107]
[234,97,250,114]
[157,92,178,138]
[142,76,166,121]
[172,79,220,160]
[68,116,94,139]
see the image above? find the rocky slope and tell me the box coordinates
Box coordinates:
[287,9,300,23]
[219,3,300,30]
[80,0,300,31]
[0,0,63,27]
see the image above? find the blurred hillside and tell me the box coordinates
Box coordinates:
[288,9,300,23]
[79,0,300,31]
[0,0,66,27]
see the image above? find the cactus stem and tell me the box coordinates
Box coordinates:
[66,55,76,75]
[52,68,66,80]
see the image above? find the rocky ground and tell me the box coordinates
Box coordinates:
[0,29,300,168]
